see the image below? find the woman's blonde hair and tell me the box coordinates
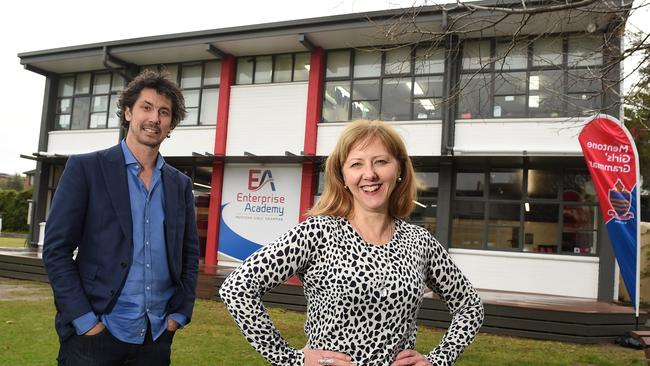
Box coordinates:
[307,120,418,219]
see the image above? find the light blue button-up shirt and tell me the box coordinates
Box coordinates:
[72,141,186,343]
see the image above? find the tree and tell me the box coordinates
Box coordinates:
[363,0,647,120]
[1,174,24,191]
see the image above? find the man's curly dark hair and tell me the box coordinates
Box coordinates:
[117,69,187,130]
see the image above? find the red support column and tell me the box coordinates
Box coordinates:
[204,55,236,273]
[299,48,325,221]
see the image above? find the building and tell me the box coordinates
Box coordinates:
[18,0,632,306]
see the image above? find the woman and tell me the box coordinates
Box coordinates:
[219,120,484,366]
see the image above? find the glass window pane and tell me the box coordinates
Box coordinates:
[414,98,443,120]
[462,40,491,70]
[71,96,90,129]
[163,65,179,83]
[566,93,601,116]
[352,79,380,100]
[293,52,310,81]
[487,226,519,249]
[199,88,219,125]
[415,47,445,74]
[567,69,601,93]
[452,201,485,248]
[409,197,437,235]
[180,107,198,126]
[354,50,381,78]
[381,78,412,121]
[204,61,221,85]
[458,73,490,119]
[493,95,526,118]
[414,76,443,98]
[91,95,108,112]
[107,95,119,128]
[326,50,350,78]
[568,34,603,67]
[181,64,202,88]
[55,115,70,130]
[58,98,72,114]
[58,77,74,97]
[532,37,563,66]
[416,172,439,197]
[562,231,596,254]
[529,70,564,117]
[524,204,559,253]
[89,113,107,129]
[236,57,254,84]
[488,202,520,222]
[351,101,380,120]
[527,170,560,199]
[563,172,597,203]
[494,72,527,95]
[385,48,411,75]
[495,41,528,70]
[563,205,597,230]
[75,73,91,94]
[456,172,484,197]
[323,81,350,122]
[93,73,111,94]
[184,90,200,108]
[274,54,293,82]
[489,170,522,199]
[254,56,272,84]
[111,72,126,91]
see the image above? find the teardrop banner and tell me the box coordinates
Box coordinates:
[578,114,640,317]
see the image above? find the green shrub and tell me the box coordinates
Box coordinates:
[0,189,32,232]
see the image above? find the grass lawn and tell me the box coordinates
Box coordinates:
[0,277,646,365]
[0,236,27,248]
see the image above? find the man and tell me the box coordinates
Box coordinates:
[43,69,200,365]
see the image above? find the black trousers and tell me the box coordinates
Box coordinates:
[57,325,175,366]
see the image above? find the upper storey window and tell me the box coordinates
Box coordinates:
[55,71,125,130]
[235,52,310,85]
[322,46,445,122]
[457,34,604,120]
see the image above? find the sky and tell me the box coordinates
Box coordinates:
[0,0,648,175]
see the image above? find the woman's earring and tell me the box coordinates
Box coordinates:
[344,185,349,190]
[397,177,402,182]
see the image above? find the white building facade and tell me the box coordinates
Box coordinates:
[20,1,631,303]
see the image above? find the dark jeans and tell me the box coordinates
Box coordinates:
[57,326,175,366]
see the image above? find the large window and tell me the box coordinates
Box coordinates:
[322,46,445,122]
[235,52,310,85]
[451,166,598,255]
[144,61,221,126]
[55,71,125,130]
[458,34,604,119]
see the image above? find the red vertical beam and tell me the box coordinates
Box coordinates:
[205,55,236,272]
[299,48,325,221]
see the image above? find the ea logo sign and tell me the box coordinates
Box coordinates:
[248,169,276,191]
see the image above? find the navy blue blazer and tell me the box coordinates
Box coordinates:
[43,144,200,341]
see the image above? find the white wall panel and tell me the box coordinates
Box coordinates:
[450,248,599,298]
[48,130,119,154]
[159,126,215,156]
[227,83,308,156]
[454,118,584,156]
[316,121,443,156]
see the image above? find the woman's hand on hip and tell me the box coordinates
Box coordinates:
[390,349,432,366]
[303,348,356,366]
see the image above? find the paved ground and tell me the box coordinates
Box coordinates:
[0,277,51,301]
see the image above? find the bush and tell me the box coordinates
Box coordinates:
[0,189,32,232]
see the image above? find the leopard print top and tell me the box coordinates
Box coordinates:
[220,216,484,366]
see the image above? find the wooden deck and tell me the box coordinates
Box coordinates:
[0,250,645,344]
